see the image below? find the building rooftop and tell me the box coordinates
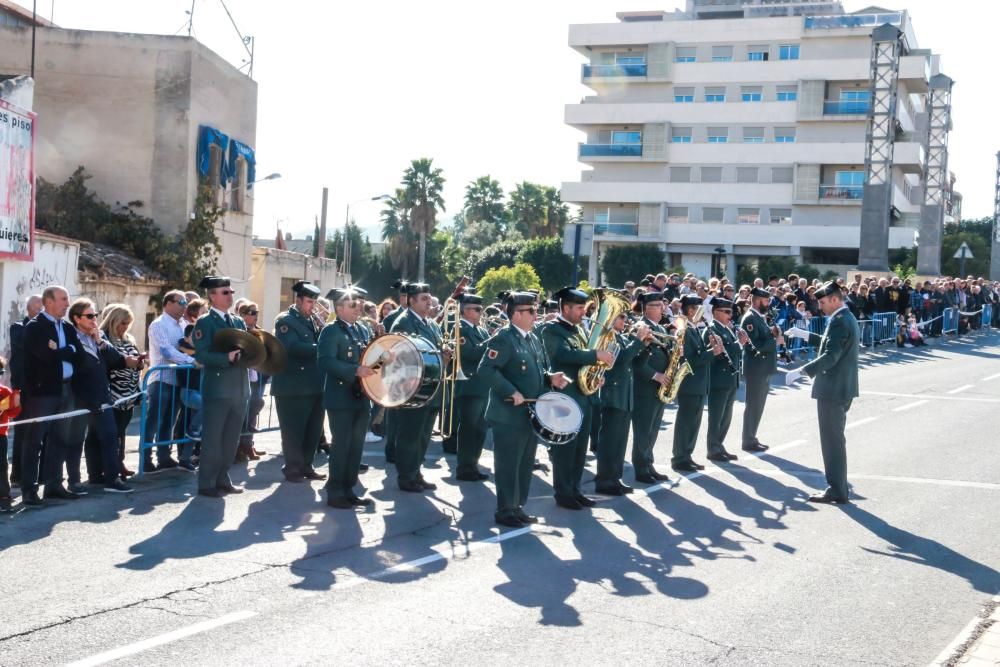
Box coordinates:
[77,240,167,284]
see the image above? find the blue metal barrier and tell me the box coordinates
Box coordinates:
[870,312,899,345]
[137,364,196,475]
[942,307,959,335]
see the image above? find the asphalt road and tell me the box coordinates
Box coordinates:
[1,333,999,666]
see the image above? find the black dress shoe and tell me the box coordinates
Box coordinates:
[554,496,583,510]
[671,462,700,473]
[807,493,849,505]
[349,496,375,507]
[21,490,42,506]
[742,442,769,453]
[516,510,539,524]
[707,453,731,463]
[417,478,437,491]
[456,471,484,482]
[303,469,327,481]
[45,486,80,500]
[217,484,244,495]
[283,473,306,483]
[619,483,634,494]
[691,461,706,471]
[635,474,658,484]
[594,485,624,496]
[649,470,671,482]
[495,513,524,528]
[198,488,222,498]
[358,463,370,473]
[398,480,424,493]
[326,497,355,509]
[725,451,738,461]
[575,494,596,508]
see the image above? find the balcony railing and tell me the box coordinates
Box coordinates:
[804,12,903,29]
[820,185,864,200]
[579,143,643,157]
[582,63,647,78]
[823,100,870,115]
[591,221,639,236]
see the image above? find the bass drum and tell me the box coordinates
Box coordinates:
[528,392,583,445]
[360,333,442,408]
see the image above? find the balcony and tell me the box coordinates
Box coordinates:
[579,143,642,158]
[820,185,864,201]
[823,100,870,115]
[804,12,903,30]
[582,63,647,79]
[589,219,639,236]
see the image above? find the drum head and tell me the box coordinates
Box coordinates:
[360,333,426,407]
[534,392,583,433]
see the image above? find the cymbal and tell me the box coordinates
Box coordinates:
[212,329,267,369]
[249,329,288,375]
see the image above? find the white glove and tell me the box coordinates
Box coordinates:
[786,327,811,341]
[784,369,803,385]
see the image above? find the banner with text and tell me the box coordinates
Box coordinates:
[0,98,35,260]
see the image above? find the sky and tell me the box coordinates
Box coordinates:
[16,0,1000,242]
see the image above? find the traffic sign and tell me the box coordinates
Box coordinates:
[953,241,973,259]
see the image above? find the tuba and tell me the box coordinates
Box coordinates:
[577,288,632,396]
[657,306,703,404]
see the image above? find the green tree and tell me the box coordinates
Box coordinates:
[464,175,507,229]
[400,157,446,282]
[380,189,417,278]
[508,182,570,239]
[466,239,527,279]
[475,263,543,298]
[328,220,377,287]
[600,244,666,288]
[518,237,578,293]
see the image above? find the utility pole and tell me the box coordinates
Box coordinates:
[30,0,37,78]
[317,188,328,259]
[187,0,195,36]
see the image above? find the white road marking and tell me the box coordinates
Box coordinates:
[733,468,1000,491]
[892,400,928,413]
[930,595,1000,666]
[946,384,974,395]
[65,610,257,667]
[846,417,877,430]
[862,391,1000,404]
[981,372,1000,382]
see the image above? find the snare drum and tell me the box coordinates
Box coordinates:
[360,333,442,408]
[528,392,583,445]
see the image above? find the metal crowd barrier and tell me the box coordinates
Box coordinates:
[942,307,959,335]
[870,312,898,345]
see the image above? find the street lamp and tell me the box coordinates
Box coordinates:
[713,246,727,279]
[343,193,391,276]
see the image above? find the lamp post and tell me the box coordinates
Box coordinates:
[713,246,727,279]
[343,194,391,277]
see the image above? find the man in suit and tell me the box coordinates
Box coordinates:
[671,296,723,472]
[594,312,649,495]
[630,291,672,484]
[8,293,41,487]
[389,282,450,493]
[738,287,783,453]
[20,286,83,504]
[380,280,409,464]
[272,281,327,483]
[540,286,615,510]
[192,276,250,498]
[317,288,375,509]
[454,293,491,482]
[786,282,860,504]
[478,291,570,526]
[706,298,742,463]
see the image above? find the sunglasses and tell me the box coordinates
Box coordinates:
[220,290,235,296]
[245,310,258,316]
[80,313,98,320]
[514,307,537,314]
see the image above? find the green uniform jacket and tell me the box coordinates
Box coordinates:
[317,319,372,411]
[382,306,405,332]
[193,309,250,400]
[457,319,490,398]
[801,307,859,401]
[540,319,598,406]
[709,320,742,391]
[634,317,670,390]
[740,308,777,375]
[390,308,444,408]
[601,331,647,411]
[271,306,324,396]
[677,325,716,397]
[478,325,550,425]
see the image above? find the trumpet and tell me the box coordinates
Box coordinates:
[624,316,674,349]
[483,305,508,334]
[311,300,335,329]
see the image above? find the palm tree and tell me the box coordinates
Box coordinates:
[507,181,547,238]
[541,186,570,237]
[381,189,416,278]
[464,175,506,229]
[401,158,446,282]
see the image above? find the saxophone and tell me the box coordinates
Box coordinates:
[657,305,704,404]
[577,288,632,395]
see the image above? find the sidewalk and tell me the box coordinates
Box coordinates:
[945,600,1000,666]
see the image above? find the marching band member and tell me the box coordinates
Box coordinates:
[540,286,614,510]
[739,287,783,453]
[706,298,742,463]
[594,312,649,495]
[380,280,409,464]
[454,292,491,482]
[389,282,450,493]
[272,281,327,483]
[630,291,672,484]
[670,295,723,473]
[317,288,375,509]
[478,291,569,526]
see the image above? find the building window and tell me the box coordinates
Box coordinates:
[597,50,647,65]
[748,46,769,61]
[737,208,761,224]
[671,127,692,143]
[771,167,793,183]
[674,46,696,63]
[779,44,800,60]
[700,167,722,183]
[840,89,870,102]
[712,45,734,62]
[705,87,726,102]
[770,208,793,225]
[737,167,759,183]
[835,170,865,187]
[777,85,797,101]
[611,130,642,145]
[230,155,248,212]
[707,127,728,143]
[703,207,724,223]
[667,206,688,223]
[670,167,691,183]
[743,127,764,144]
[741,86,763,102]
[673,87,695,103]
[775,127,797,143]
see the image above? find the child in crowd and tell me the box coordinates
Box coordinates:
[0,357,22,512]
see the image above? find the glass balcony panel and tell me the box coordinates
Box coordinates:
[819,185,864,200]
[582,63,647,78]
[823,100,871,115]
[579,143,643,157]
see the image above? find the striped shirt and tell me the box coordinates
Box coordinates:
[108,335,141,409]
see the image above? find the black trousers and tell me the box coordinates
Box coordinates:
[22,384,75,492]
[76,407,123,485]
[0,434,9,498]
[455,396,487,476]
[817,399,851,500]
[113,407,133,469]
[549,401,592,499]
[706,387,737,455]
[595,407,630,488]
[326,407,369,499]
[741,371,771,446]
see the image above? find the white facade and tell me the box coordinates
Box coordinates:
[564,2,953,282]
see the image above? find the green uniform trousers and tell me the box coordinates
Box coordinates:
[275,394,324,476]
[549,402,592,499]
[671,393,706,466]
[706,387,737,456]
[491,420,538,515]
[741,371,770,447]
[198,396,246,492]
[817,399,851,499]
[383,409,397,461]
[631,395,666,476]
[456,396,487,476]
[326,407,369,499]
[441,399,458,453]
[394,406,434,485]
[595,407,630,489]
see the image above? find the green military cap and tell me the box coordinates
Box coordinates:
[198,275,231,289]
[460,293,483,306]
[390,279,408,293]
[403,282,430,296]
[814,281,842,299]
[638,290,664,305]
[750,287,771,298]
[553,286,588,305]
[501,291,537,307]
[326,287,364,302]
[292,280,321,299]
[711,297,734,310]
[680,295,703,309]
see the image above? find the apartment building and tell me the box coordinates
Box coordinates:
[563,1,957,282]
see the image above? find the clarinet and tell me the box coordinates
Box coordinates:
[713,325,739,375]
[735,324,763,358]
